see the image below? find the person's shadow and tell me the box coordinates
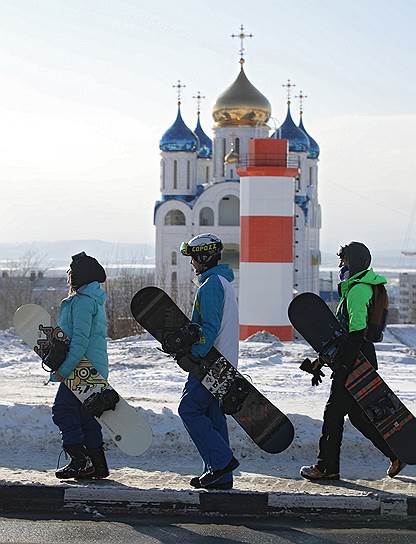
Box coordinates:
[131,520,342,544]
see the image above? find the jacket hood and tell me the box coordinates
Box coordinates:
[340,268,386,297]
[77,281,107,304]
[199,264,234,284]
[339,241,371,276]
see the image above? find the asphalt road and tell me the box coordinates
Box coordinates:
[0,516,415,543]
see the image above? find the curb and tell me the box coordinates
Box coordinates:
[0,484,414,519]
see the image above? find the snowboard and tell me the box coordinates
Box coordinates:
[14,304,153,456]
[288,292,416,464]
[130,286,294,454]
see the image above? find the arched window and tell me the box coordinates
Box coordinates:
[187,160,190,189]
[235,137,240,154]
[199,207,214,226]
[222,138,226,176]
[173,160,178,189]
[218,195,239,226]
[171,251,177,265]
[164,209,186,226]
[205,165,209,183]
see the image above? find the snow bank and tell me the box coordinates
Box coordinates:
[387,324,416,348]
[0,327,414,479]
[243,330,283,345]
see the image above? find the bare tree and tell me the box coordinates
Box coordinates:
[104,269,155,339]
[0,252,58,329]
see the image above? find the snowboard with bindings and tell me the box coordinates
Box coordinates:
[288,292,416,464]
[130,286,294,454]
[14,304,152,456]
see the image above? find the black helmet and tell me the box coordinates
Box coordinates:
[70,252,106,290]
[337,242,371,276]
[180,233,223,270]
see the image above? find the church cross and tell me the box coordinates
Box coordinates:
[231,24,253,65]
[172,80,186,106]
[282,79,296,105]
[193,91,206,115]
[295,90,308,115]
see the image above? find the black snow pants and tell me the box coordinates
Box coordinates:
[317,342,396,474]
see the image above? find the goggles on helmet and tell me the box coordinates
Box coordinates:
[180,240,222,258]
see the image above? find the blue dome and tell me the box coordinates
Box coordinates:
[272,105,310,153]
[194,115,212,159]
[160,106,199,153]
[299,117,320,159]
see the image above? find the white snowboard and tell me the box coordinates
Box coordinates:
[14,304,152,456]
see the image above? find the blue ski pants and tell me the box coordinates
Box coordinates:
[178,375,234,483]
[52,383,103,448]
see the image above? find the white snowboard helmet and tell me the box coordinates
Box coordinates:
[180,233,223,270]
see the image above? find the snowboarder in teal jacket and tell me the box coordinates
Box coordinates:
[178,233,239,490]
[52,252,110,480]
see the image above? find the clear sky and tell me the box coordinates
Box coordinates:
[0,0,415,254]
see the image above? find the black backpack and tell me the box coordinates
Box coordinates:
[365,284,389,343]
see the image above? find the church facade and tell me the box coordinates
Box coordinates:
[154,47,321,318]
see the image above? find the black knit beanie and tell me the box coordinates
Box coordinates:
[70,252,106,290]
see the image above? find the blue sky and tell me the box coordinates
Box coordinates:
[0,0,415,253]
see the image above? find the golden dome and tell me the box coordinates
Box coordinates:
[213,65,271,128]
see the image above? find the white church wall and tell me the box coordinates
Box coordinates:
[155,200,193,290]
[196,158,213,185]
[212,126,269,182]
[160,152,197,196]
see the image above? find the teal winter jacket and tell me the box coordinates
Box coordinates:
[190,264,239,365]
[54,281,109,380]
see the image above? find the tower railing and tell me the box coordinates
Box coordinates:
[238,153,300,169]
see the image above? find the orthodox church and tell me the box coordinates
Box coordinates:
[154,30,321,307]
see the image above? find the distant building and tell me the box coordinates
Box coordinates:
[399,272,416,324]
[0,272,68,328]
[319,276,339,313]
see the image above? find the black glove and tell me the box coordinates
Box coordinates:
[175,353,202,373]
[311,368,325,386]
[300,358,325,386]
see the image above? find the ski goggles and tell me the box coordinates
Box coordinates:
[180,241,222,257]
[180,242,191,256]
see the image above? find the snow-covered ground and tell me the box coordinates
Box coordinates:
[0,326,415,482]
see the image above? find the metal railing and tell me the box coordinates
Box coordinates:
[237,153,300,169]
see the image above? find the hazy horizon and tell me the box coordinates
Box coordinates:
[1,1,415,255]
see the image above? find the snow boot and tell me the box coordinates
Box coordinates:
[190,476,233,490]
[387,458,406,478]
[55,444,95,480]
[85,445,110,479]
[300,464,340,481]
[198,456,239,488]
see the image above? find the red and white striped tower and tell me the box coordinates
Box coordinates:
[237,139,299,341]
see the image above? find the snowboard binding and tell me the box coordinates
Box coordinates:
[161,323,202,356]
[220,376,251,415]
[367,393,402,423]
[35,325,70,372]
[318,330,347,369]
[83,388,120,418]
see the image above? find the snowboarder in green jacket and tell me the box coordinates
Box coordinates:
[300,241,405,481]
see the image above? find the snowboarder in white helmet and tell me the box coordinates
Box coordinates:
[180,233,223,274]
[178,233,239,490]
